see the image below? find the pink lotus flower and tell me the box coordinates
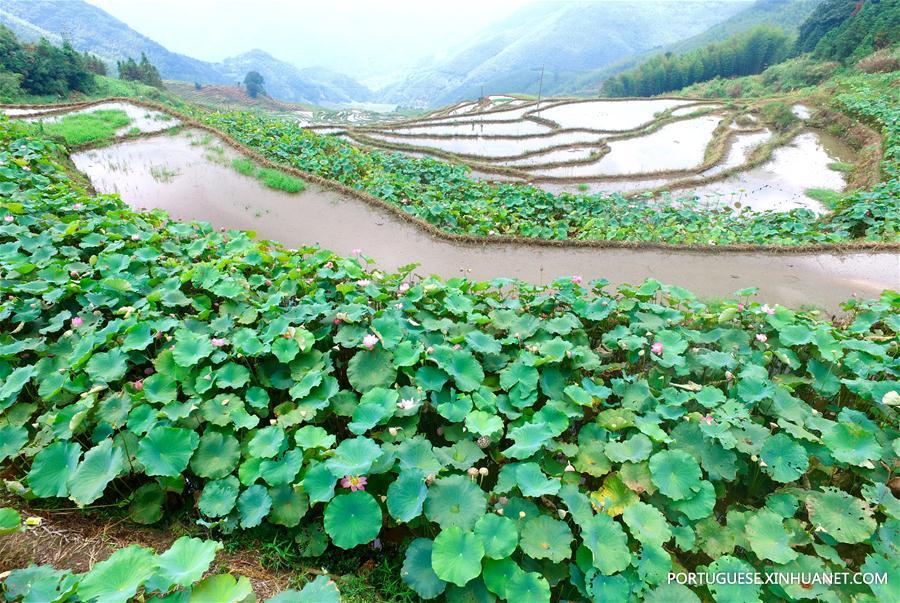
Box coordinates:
[571,275,583,285]
[398,282,410,293]
[362,334,379,350]
[357,279,371,287]
[341,475,367,492]
[737,303,744,311]
[71,316,84,328]
[397,398,415,410]
[3,215,13,223]
[756,333,768,343]
[651,341,664,355]
[351,248,362,256]
[333,317,342,325]
[72,203,83,211]
[702,415,714,425]
[131,234,140,241]
[211,338,227,347]
[761,304,775,315]
[132,380,143,391]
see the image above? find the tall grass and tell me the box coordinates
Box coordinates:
[35,110,131,146]
[231,158,305,193]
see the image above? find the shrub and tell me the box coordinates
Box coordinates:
[857,47,900,73]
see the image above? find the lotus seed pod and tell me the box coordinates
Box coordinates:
[518,511,526,518]
[478,467,488,476]
[476,436,491,449]
[388,427,399,436]
[467,467,479,478]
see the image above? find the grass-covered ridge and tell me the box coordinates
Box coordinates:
[0,117,898,602]
[193,72,898,246]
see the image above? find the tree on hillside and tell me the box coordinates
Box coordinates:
[244,71,265,98]
[0,27,94,98]
[117,52,164,88]
[83,53,107,76]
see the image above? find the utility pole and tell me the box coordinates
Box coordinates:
[536,64,545,113]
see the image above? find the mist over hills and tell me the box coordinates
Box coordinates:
[0,0,824,108]
[0,0,373,105]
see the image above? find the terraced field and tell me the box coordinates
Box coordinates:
[333,96,856,213]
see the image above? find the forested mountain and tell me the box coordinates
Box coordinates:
[377,1,749,107]
[568,0,823,94]
[0,0,372,104]
[602,25,794,96]
[798,0,899,61]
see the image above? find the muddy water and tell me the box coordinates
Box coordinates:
[2,107,59,116]
[701,129,772,177]
[536,99,693,130]
[365,130,606,158]
[71,131,898,310]
[387,119,550,137]
[538,116,722,178]
[682,131,851,213]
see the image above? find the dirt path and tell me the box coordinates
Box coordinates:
[71,130,898,312]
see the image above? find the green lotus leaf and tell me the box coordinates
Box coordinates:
[85,349,128,384]
[248,426,286,459]
[604,433,653,463]
[259,448,302,485]
[121,323,153,352]
[27,440,80,498]
[759,433,808,482]
[623,501,672,547]
[590,473,639,516]
[349,386,398,434]
[294,425,336,450]
[0,365,36,407]
[214,362,250,389]
[401,538,447,600]
[669,480,716,520]
[190,574,253,603]
[557,484,595,527]
[482,558,523,599]
[822,410,884,466]
[806,487,876,544]
[581,513,631,575]
[649,450,701,500]
[142,373,178,404]
[387,469,428,522]
[465,410,503,437]
[267,576,341,603]
[425,474,487,530]
[237,484,272,528]
[153,536,222,589]
[128,482,165,525]
[435,440,484,471]
[325,436,381,478]
[514,463,560,497]
[199,475,240,517]
[172,329,213,367]
[430,346,484,392]
[323,491,382,549]
[303,462,337,505]
[2,565,77,603]
[272,337,300,363]
[573,440,611,477]
[474,513,519,559]
[745,509,798,563]
[76,545,156,603]
[347,348,396,392]
[268,484,309,527]
[637,543,672,585]
[860,552,899,603]
[506,571,550,603]
[190,431,241,479]
[68,439,125,506]
[0,507,21,535]
[519,515,573,562]
[431,526,485,587]
[465,331,501,355]
[137,427,200,477]
[588,572,632,601]
[644,583,701,603]
[705,555,761,603]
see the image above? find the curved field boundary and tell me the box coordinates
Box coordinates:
[6,97,898,254]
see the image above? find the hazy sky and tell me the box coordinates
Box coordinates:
[86,0,540,84]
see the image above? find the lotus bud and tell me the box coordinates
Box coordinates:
[558,509,567,519]
[725,371,734,381]
[638,350,645,356]
[751,455,758,462]
[518,511,526,519]
[564,463,575,472]
[436,427,444,436]
[388,427,399,437]
[269,419,276,425]
[478,467,488,476]
[496,508,504,515]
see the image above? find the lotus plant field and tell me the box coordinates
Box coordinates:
[0,113,899,602]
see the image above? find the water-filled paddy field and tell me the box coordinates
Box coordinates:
[342,97,857,212]
[70,127,898,310]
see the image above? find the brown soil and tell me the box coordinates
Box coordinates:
[0,501,291,600]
